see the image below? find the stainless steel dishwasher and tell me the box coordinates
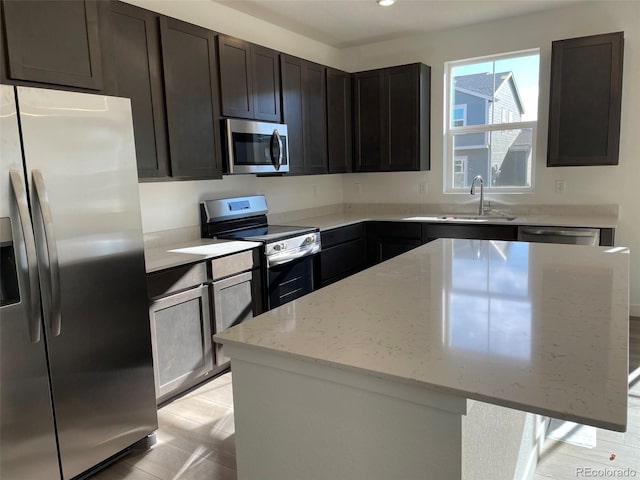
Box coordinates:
[517,226,600,245]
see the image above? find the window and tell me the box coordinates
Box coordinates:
[452,105,467,127]
[444,50,540,192]
[453,156,468,188]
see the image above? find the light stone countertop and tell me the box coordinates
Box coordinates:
[142,203,618,273]
[144,238,261,273]
[273,211,618,231]
[215,238,630,431]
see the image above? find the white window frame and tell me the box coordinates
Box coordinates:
[444,49,539,194]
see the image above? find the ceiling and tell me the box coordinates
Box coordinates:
[211,0,585,48]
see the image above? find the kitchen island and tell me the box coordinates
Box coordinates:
[214,239,629,480]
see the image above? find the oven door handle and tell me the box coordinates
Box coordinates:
[267,245,320,267]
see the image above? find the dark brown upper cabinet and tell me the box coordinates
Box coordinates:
[281,54,328,175]
[353,63,430,172]
[108,1,169,179]
[326,67,352,173]
[547,32,624,167]
[218,35,281,122]
[2,0,104,90]
[159,17,223,180]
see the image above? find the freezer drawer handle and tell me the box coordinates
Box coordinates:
[31,169,62,337]
[9,169,42,343]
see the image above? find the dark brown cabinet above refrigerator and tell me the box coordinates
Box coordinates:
[107,2,223,181]
[108,1,169,179]
[1,0,105,90]
[353,63,431,172]
[547,31,624,167]
[218,35,281,122]
[159,17,223,180]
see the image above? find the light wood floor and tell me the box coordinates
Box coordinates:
[94,318,640,480]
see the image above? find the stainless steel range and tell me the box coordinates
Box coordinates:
[200,195,321,311]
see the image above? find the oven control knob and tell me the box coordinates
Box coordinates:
[273,242,285,251]
[303,236,314,245]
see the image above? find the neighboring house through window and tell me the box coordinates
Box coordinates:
[453,156,468,188]
[444,50,540,192]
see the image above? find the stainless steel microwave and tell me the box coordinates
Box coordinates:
[224,119,289,174]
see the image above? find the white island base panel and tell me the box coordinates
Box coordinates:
[227,344,546,480]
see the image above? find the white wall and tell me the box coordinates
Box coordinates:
[340,1,640,314]
[124,0,343,68]
[139,174,343,232]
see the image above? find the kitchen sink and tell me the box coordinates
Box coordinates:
[435,214,518,221]
[404,215,518,222]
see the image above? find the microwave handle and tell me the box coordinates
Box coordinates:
[270,129,283,171]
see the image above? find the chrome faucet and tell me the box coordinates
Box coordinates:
[470,175,487,216]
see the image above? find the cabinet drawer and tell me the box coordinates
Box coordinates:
[210,250,255,281]
[147,262,207,299]
[321,223,364,249]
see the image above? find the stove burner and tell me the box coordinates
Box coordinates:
[217,225,318,243]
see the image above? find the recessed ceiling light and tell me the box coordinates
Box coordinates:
[377,0,395,6]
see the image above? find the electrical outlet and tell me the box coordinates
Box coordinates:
[354,182,361,194]
[555,180,567,193]
[419,182,428,194]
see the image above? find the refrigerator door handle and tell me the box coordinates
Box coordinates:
[9,169,43,343]
[31,169,62,337]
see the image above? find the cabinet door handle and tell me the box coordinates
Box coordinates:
[31,169,62,337]
[9,169,42,343]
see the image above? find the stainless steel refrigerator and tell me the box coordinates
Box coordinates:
[0,85,157,479]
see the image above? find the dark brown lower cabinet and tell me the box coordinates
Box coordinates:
[320,224,366,286]
[326,221,614,280]
[365,222,423,266]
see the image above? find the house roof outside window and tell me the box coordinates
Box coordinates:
[454,71,525,115]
